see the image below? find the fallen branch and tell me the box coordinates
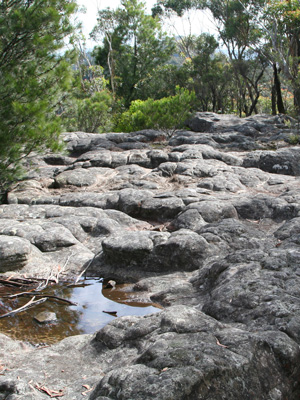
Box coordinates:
[0,276,42,288]
[4,292,77,306]
[0,296,48,319]
[0,278,25,288]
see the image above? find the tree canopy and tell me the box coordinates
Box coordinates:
[1,0,299,194]
[153,0,300,114]
[91,0,175,107]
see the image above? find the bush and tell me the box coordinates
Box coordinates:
[116,87,196,136]
[288,134,300,145]
[62,90,113,133]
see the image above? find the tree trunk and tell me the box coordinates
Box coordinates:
[273,63,285,114]
[294,87,300,116]
[271,84,277,115]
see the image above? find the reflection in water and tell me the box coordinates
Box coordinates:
[0,278,160,345]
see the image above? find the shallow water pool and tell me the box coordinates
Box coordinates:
[0,278,160,345]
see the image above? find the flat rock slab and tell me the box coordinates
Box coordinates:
[1,113,300,399]
[34,311,57,324]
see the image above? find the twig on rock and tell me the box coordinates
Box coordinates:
[34,384,65,397]
[215,337,228,348]
[75,250,103,284]
[53,252,73,283]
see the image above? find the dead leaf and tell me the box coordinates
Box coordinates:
[34,384,65,397]
[82,384,93,396]
[215,337,228,348]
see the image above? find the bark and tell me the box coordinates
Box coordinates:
[271,84,277,115]
[273,63,285,114]
[294,87,300,115]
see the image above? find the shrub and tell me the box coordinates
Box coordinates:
[62,90,113,133]
[116,87,196,136]
[288,134,300,145]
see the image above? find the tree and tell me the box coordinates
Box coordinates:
[152,0,201,17]
[260,0,300,114]
[199,0,268,116]
[218,0,300,114]
[91,0,175,107]
[0,0,77,194]
[60,37,113,133]
[154,0,268,116]
[184,33,233,113]
[134,63,193,100]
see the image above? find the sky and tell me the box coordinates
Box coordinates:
[75,0,218,49]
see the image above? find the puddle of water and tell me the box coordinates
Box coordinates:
[0,278,160,345]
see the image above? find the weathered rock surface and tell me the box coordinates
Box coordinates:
[1,113,300,399]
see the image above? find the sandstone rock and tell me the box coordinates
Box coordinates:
[102,231,154,263]
[0,236,32,271]
[243,147,300,176]
[1,114,300,399]
[187,112,215,132]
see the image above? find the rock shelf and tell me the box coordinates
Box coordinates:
[1,113,300,399]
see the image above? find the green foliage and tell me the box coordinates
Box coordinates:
[116,87,196,135]
[62,90,113,133]
[263,0,300,113]
[91,0,175,107]
[152,0,202,17]
[60,59,114,133]
[136,63,193,100]
[0,0,77,193]
[288,134,300,145]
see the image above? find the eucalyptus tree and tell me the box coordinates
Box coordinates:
[91,0,175,107]
[154,0,300,115]
[0,0,77,195]
[256,0,300,113]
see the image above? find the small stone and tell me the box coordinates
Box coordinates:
[105,280,116,289]
[34,311,57,324]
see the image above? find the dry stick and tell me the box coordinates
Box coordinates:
[37,274,52,291]
[75,251,103,284]
[6,277,39,285]
[0,278,24,287]
[4,292,77,306]
[0,296,48,319]
[55,251,73,283]
[38,252,74,289]
[2,290,36,298]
